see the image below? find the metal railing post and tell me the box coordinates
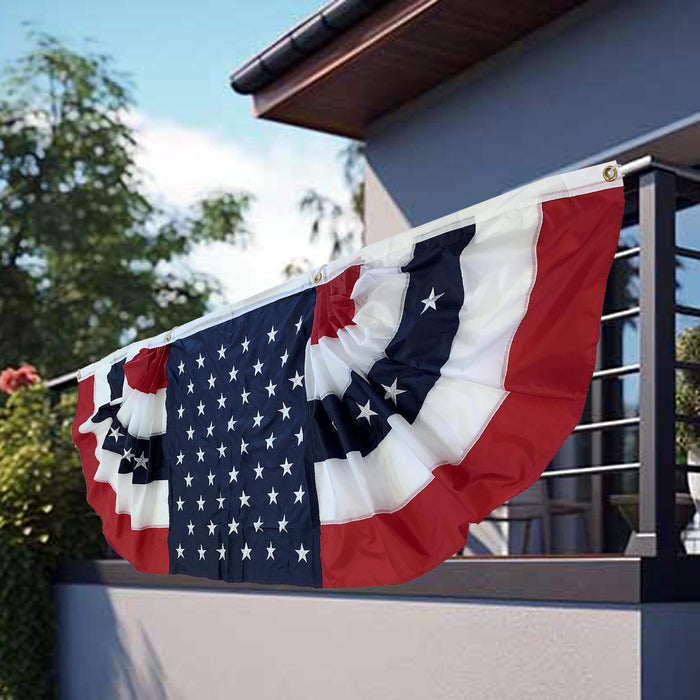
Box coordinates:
[626,169,678,558]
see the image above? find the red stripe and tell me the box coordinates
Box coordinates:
[320,187,624,588]
[310,265,361,345]
[73,375,170,574]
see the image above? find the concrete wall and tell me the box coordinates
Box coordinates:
[57,584,640,700]
[365,0,700,242]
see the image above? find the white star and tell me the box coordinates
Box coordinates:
[294,316,303,333]
[253,516,264,533]
[217,442,227,458]
[217,393,226,409]
[254,462,264,479]
[109,425,123,441]
[186,380,194,394]
[295,427,304,445]
[196,354,205,369]
[229,466,239,483]
[186,425,194,440]
[196,495,205,511]
[253,359,264,375]
[265,433,276,450]
[196,401,206,416]
[133,453,148,470]
[198,545,206,560]
[217,543,227,560]
[207,520,217,536]
[196,448,205,463]
[184,472,193,487]
[216,494,226,509]
[241,543,252,560]
[217,344,226,360]
[241,388,250,404]
[268,487,278,505]
[229,365,238,382]
[206,422,214,437]
[289,371,304,389]
[278,403,291,420]
[420,287,445,314]
[382,378,406,405]
[267,326,278,343]
[176,497,184,511]
[176,543,185,559]
[278,515,289,533]
[239,491,250,508]
[241,337,250,352]
[266,541,276,560]
[280,349,289,366]
[240,438,249,455]
[293,486,306,504]
[296,544,309,563]
[177,361,185,375]
[186,520,195,535]
[177,405,185,419]
[356,400,378,423]
[207,373,216,389]
[176,451,184,465]
[265,380,277,397]
[280,458,293,476]
[207,470,215,486]
[228,517,239,535]
[252,411,264,428]
[121,446,133,462]
[227,417,237,432]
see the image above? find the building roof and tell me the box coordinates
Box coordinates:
[230,0,588,138]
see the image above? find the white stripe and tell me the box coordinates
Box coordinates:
[78,368,169,528]
[315,199,542,524]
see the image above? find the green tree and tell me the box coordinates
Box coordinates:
[0,33,250,377]
[293,141,364,276]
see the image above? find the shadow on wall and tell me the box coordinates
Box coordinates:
[57,585,176,700]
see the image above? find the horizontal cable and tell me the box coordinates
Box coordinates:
[676,246,700,261]
[45,371,79,390]
[677,360,700,374]
[591,364,640,380]
[677,414,700,427]
[614,247,640,261]
[540,463,640,479]
[601,307,640,324]
[677,304,700,318]
[573,417,640,433]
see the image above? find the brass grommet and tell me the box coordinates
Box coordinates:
[602,165,618,182]
[164,332,172,342]
[76,369,81,381]
[313,272,322,283]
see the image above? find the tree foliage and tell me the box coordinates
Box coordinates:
[0,33,250,377]
[297,140,364,267]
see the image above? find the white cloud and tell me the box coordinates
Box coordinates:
[128,112,356,304]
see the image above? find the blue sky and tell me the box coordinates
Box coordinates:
[0,1,354,303]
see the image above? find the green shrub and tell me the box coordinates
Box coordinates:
[677,325,700,453]
[0,383,103,698]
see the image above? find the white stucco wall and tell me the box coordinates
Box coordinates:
[57,584,640,700]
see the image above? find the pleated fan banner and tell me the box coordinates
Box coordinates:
[72,162,624,588]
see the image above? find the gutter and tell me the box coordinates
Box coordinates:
[230,0,390,95]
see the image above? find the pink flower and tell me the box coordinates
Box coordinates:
[0,364,41,394]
